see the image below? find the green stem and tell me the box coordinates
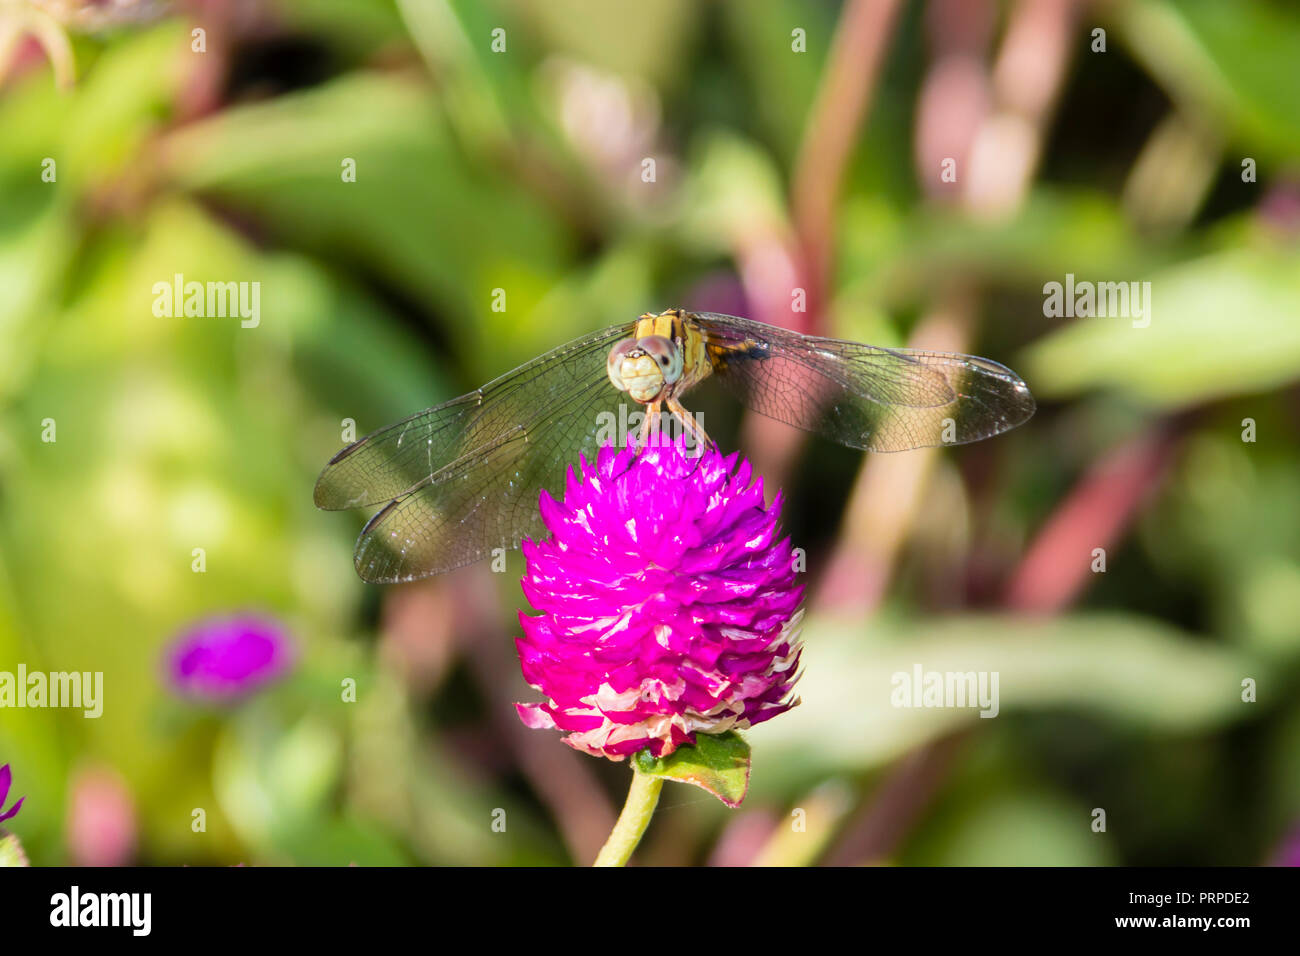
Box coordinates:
[592,769,663,867]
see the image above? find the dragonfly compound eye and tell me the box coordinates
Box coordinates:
[636,335,683,384]
[606,339,641,391]
[606,336,679,403]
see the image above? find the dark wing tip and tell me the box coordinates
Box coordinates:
[953,356,1036,443]
[973,356,1037,427]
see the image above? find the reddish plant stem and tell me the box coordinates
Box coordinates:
[814,0,1084,866]
[791,0,905,321]
[741,0,904,491]
[1003,424,1183,612]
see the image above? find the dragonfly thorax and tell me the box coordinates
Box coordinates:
[606,335,683,403]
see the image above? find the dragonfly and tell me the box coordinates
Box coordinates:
[315,308,1035,583]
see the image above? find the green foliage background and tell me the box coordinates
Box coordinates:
[1,0,1298,866]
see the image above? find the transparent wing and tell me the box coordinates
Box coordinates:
[314,323,631,510]
[350,375,639,582]
[691,312,1035,452]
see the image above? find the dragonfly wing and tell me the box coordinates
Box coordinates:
[351,376,638,582]
[692,312,1035,452]
[314,323,631,510]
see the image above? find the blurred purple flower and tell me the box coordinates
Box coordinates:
[165,613,293,701]
[1272,825,1300,866]
[515,437,804,761]
[0,764,24,824]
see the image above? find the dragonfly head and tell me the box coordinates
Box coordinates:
[607,335,683,403]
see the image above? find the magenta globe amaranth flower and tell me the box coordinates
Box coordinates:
[515,437,804,761]
[0,764,24,824]
[165,613,293,701]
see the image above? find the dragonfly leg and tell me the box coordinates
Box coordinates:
[666,397,711,458]
[637,401,662,449]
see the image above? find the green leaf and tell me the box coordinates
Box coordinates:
[904,790,1118,867]
[159,72,571,346]
[1023,246,1300,408]
[755,612,1267,780]
[1138,0,1300,158]
[633,731,751,808]
[0,830,30,867]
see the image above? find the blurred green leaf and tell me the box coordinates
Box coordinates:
[274,815,411,867]
[683,131,791,256]
[841,188,1161,313]
[213,709,342,855]
[904,790,1117,866]
[758,612,1264,778]
[1143,0,1300,158]
[519,0,699,90]
[0,22,182,190]
[720,0,831,164]
[1024,245,1300,407]
[348,671,564,865]
[272,0,407,60]
[160,72,571,348]
[1139,433,1300,657]
[4,0,1300,868]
